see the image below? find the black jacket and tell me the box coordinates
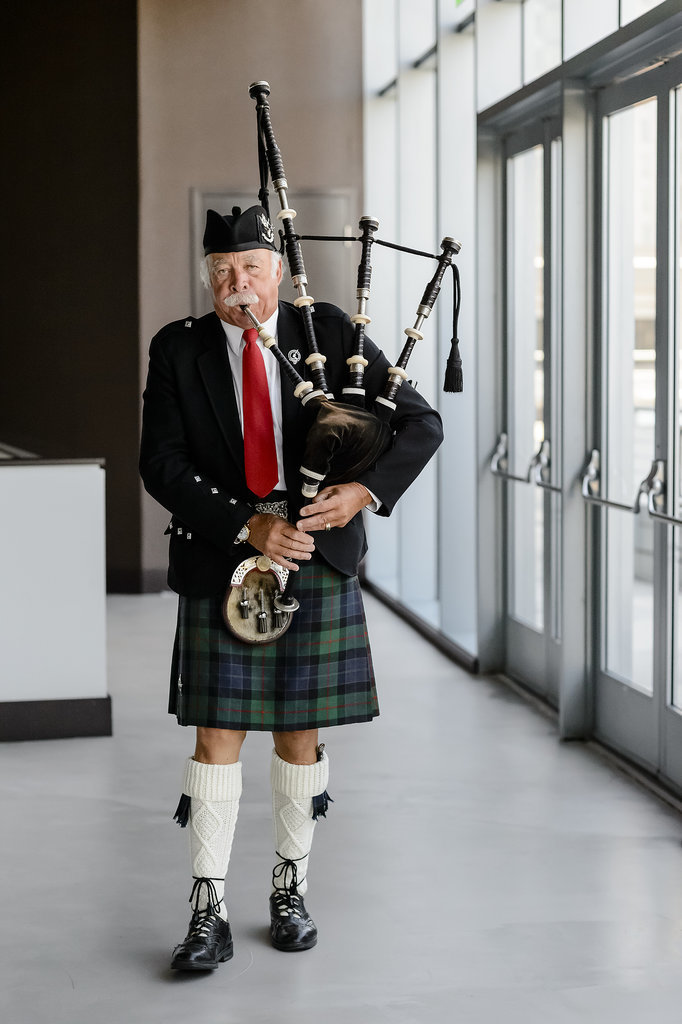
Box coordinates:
[140,301,443,595]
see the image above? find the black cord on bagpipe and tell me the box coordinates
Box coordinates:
[294,233,463,396]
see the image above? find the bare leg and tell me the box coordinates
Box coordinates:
[272,728,318,764]
[195,727,247,764]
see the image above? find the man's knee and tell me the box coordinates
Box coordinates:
[194,727,246,764]
[272,729,319,765]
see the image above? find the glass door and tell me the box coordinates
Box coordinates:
[585,65,682,789]
[491,120,562,702]
[671,86,682,784]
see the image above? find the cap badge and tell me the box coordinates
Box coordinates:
[288,349,301,365]
[258,212,275,245]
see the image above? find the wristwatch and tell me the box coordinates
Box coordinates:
[235,522,250,544]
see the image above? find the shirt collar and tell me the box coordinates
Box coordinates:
[221,307,279,357]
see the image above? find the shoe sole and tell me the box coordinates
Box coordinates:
[270,935,317,952]
[170,943,234,970]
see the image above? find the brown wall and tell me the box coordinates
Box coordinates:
[138,0,364,590]
[2,2,140,591]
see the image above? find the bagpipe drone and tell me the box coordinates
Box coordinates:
[223,81,463,644]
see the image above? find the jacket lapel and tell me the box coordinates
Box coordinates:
[196,313,245,475]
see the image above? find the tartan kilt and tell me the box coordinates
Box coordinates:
[168,560,379,731]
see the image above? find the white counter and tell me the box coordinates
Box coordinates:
[0,459,109,738]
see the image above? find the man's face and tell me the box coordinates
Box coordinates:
[208,249,282,328]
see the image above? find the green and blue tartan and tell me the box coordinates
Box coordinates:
[169,561,379,731]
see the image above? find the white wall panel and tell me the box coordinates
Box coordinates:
[0,464,107,702]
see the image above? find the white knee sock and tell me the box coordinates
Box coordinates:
[270,748,329,896]
[181,757,242,920]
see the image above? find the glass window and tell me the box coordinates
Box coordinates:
[399,0,435,66]
[675,89,682,529]
[671,532,675,708]
[673,87,682,710]
[476,0,522,111]
[549,136,563,641]
[564,0,618,61]
[507,144,545,630]
[603,98,657,694]
[605,99,657,505]
[436,15,478,651]
[511,483,545,631]
[523,0,561,84]
[452,0,474,26]
[508,145,545,479]
[605,509,654,693]
[396,63,439,619]
[620,0,667,25]
[362,92,400,597]
[363,0,398,93]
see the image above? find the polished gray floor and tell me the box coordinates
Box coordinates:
[2,592,682,1023]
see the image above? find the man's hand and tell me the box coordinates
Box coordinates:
[246,513,315,571]
[297,482,372,532]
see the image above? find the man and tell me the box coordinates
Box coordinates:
[140,205,443,971]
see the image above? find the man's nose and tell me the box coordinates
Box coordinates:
[231,268,250,291]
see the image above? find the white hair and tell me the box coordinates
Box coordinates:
[200,250,282,289]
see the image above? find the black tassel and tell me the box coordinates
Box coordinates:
[173,792,191,828]
[443,339,463,393]
[312,790,334,821]
[443,263,463,394]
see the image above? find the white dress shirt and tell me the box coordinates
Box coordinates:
[220,311,381,511]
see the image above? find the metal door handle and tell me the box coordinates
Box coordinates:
[634,459,664,514]
[581,448,600,500]
[490,432,509,476]
[528,438,561,492]
[581,448,638,512]
[489,433,530,483]
[582,452,682,524]
[490,433,560,491]
[634,459,682,524]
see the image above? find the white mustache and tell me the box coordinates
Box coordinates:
[223,291,259,308]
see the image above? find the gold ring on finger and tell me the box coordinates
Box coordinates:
[325,521,331,532]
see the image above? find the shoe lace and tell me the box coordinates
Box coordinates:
[271,855,307,919]
[272,888,307,919]
[187,877,223,936]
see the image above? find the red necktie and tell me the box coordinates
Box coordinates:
[241,328,278,497]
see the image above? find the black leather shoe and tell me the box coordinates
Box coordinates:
[170,910,234,971]
[269,889,318,951]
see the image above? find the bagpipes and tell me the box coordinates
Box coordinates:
[223,81,462,644]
